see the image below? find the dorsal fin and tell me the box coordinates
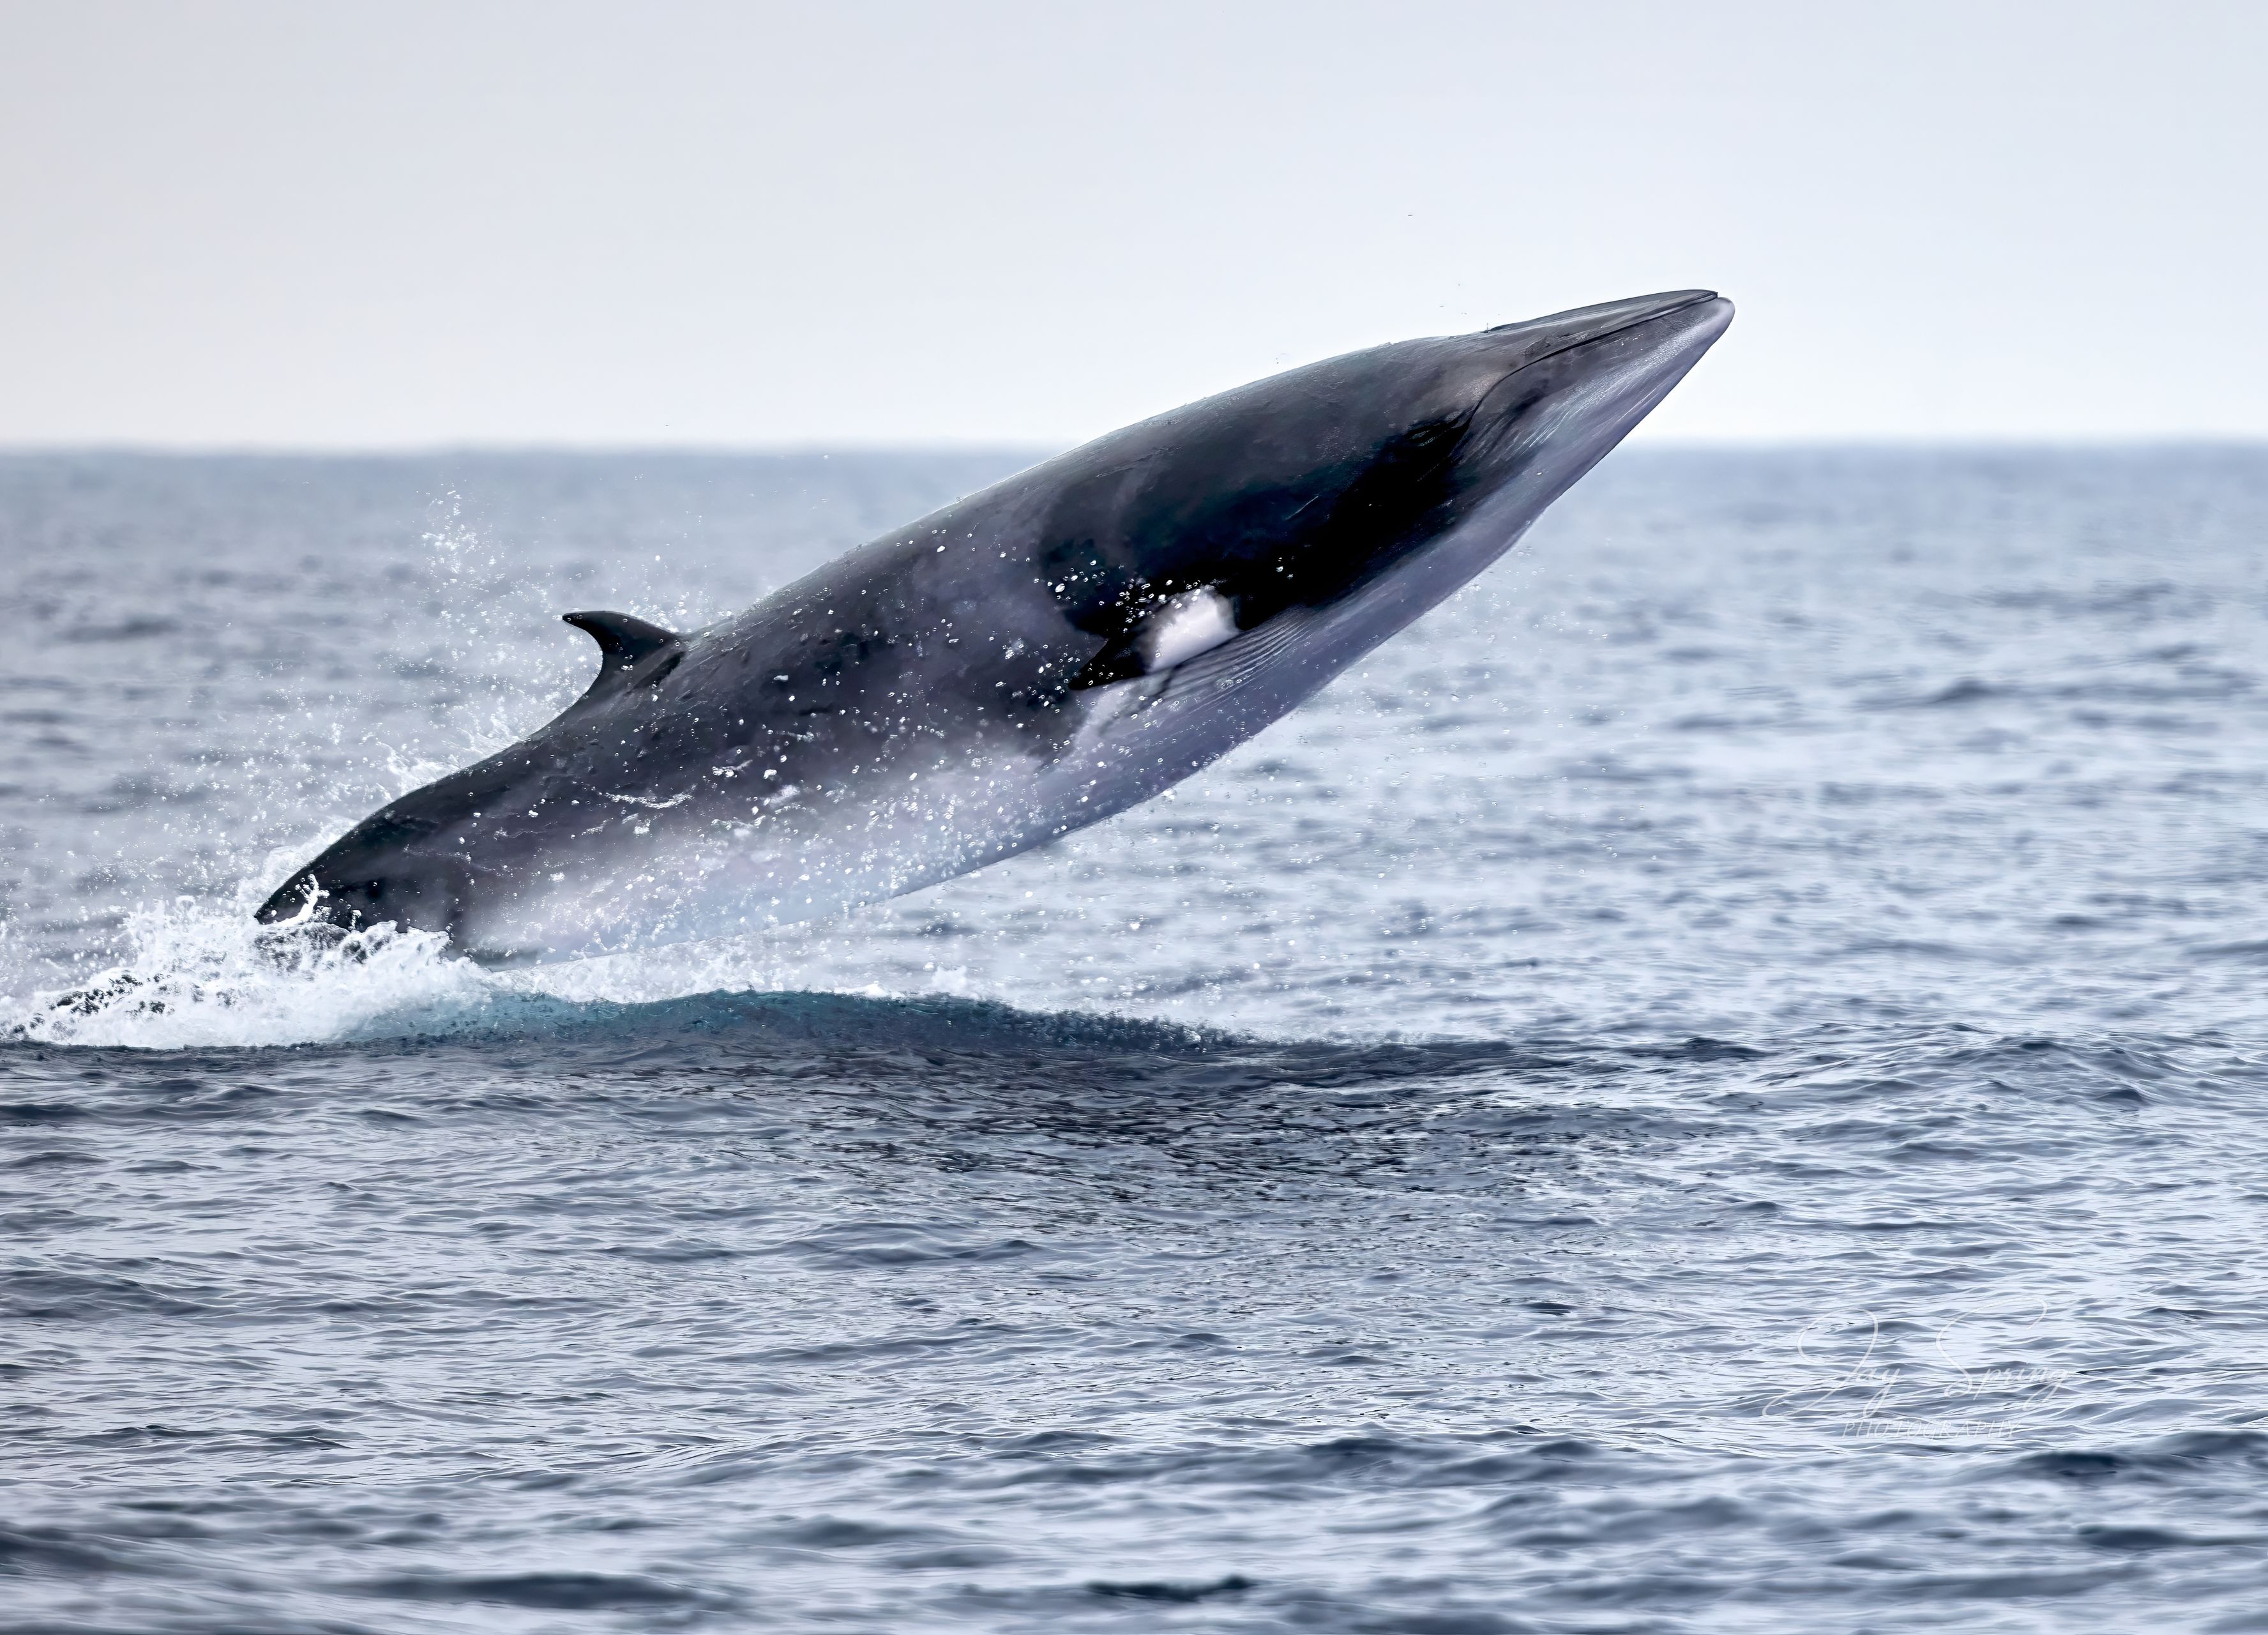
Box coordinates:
[562,610,684,710]
[565,609,678,667]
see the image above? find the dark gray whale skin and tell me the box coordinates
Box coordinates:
[257,291,1733,962]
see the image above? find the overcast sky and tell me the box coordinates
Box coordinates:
[3,1,2263,448]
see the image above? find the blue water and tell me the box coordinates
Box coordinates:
[5,448,2268,1630]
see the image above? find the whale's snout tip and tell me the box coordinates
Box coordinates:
[1682,293,1735,348]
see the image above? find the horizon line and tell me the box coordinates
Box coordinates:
[3,434,2266,460]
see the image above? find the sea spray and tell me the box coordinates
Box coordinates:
[7,895,487,1049]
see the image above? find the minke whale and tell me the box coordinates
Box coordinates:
[258,291,1732,962]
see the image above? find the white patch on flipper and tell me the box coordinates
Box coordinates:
[1137,588,1237,671]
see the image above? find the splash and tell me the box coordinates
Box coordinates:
[1,498,629,1051]
[0,875,1007,1053]
[4,894,497,1050]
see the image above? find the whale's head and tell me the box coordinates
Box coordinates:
[1042,290,1733,692]
[1453,289,1735,497]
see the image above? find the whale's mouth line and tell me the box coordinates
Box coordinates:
[1483,286,1718,340]
[1480,289,1723,392]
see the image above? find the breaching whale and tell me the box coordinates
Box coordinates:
[258,291,1732,962]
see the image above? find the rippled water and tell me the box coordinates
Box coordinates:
[5,448,2268,1630]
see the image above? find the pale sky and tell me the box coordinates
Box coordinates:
[3,0,2263,448]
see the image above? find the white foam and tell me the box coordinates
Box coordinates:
[4,892,493,1050]
[0,874,990,1051]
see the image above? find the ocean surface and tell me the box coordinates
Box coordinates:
[4,446,2268,1632]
